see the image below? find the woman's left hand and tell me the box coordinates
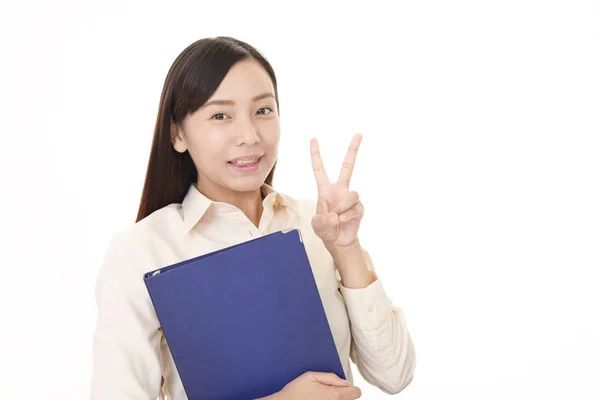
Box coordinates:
[310,133,365,251]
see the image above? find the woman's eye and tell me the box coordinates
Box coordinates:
[211,113,229,120]
[257,107,273,115]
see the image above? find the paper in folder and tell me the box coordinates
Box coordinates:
[143,229,345,400]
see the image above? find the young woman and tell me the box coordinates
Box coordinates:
[91,36,416,400]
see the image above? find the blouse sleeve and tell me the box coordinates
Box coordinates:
[338,248,416,394]
[91,230,164,400]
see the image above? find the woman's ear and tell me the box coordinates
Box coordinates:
[170,120,187,153]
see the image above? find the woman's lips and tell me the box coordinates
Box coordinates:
[228,156,262,172]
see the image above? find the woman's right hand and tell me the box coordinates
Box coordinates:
[272,371,362,399]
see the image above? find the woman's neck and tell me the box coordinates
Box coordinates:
[195,181,264,228]
[232,190,264,228]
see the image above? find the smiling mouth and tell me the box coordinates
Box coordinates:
[227,156,263,171]
[228,156,261,166]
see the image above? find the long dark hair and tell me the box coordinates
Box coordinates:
[135,36,280,223]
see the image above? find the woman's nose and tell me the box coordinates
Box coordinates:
[235,122,261,146]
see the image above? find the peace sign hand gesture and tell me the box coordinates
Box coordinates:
[310,134,365,251]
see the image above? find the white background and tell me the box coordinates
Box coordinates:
[1,0,599,399]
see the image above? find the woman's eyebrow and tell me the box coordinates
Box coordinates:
[202,93,275,108]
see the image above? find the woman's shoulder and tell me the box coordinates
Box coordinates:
[99,204,185,275]
[275,191,317,219]
[112,203,182,244]
[274,192,325,246]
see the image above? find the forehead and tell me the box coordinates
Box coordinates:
[209,59,274,100]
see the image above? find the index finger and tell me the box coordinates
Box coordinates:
[310,138,330,187]
[338,133,362,187]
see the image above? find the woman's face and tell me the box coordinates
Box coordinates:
[171,58,280,198]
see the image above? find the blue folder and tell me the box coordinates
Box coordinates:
[143,229,345,400]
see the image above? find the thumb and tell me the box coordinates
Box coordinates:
[311,213,329,235]
[311,213,339,242]
[312,198,329,235]
[311,372,351,387]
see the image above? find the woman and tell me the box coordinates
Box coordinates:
[91,36,416,400]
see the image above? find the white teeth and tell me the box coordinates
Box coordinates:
[233,158,258,166]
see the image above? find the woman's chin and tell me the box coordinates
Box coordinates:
[226,174,268,193]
